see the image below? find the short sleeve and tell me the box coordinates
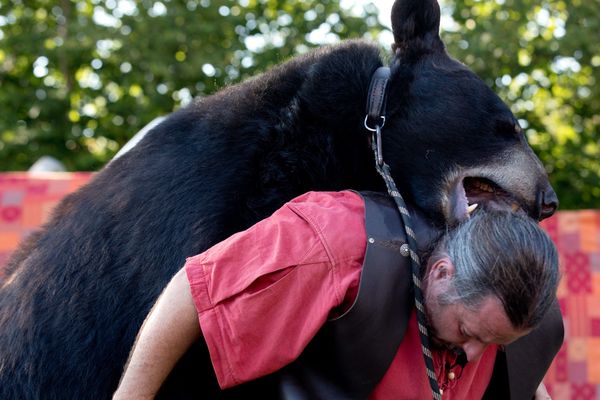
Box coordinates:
[185,191,366,388]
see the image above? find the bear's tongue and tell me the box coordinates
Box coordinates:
[450,180,478,223]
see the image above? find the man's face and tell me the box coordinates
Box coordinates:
[424,257,531,362]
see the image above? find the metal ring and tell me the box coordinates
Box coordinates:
[364,115,386,132]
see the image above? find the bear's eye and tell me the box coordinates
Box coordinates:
[495,120,522,137]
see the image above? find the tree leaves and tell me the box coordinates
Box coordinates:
[0,0,381,171]
[444,0,600,209]
[1,0,597,208]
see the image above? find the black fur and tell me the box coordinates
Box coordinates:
[0,0,555,398]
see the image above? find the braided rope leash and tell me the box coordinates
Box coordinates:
[365,67,442,400]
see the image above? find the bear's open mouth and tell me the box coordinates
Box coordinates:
[452,177,522,221]
[464,177,517,207]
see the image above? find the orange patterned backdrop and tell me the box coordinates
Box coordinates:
[0,173,92,271]
[542,210,600,399]
[0,171,599,399]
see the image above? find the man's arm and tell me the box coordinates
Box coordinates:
[113,268,200,400]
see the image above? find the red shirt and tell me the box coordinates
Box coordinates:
[185,191,496,399]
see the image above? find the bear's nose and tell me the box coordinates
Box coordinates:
[539,188,559,220]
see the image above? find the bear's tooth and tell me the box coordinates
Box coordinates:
[467,203,478,214]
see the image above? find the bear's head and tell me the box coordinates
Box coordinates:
[381,0,557,226]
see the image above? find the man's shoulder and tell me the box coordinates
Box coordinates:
[285,191,366,263]
[285,191,365,227]
[287,190,362,209]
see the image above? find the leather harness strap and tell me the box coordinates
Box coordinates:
[365,67,391,124]
[364,66,443,400]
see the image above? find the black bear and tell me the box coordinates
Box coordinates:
[0,0,558,398]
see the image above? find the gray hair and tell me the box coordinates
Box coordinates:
[430,210,559,330]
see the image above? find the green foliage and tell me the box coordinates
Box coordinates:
[0,0,382,171]
[1,0,598,209]
[442,0,600,209]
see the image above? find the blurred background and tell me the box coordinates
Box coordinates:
[0,1,599,399]
[0,0,598,208]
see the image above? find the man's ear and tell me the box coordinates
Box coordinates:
[428,256,456,283]
[391,0,444,53]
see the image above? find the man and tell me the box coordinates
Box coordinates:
[113,191,560,399]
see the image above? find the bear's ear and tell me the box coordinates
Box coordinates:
[391,0,443,54]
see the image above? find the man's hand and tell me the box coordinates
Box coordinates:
[535,382,551,400]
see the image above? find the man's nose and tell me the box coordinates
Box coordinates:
[462,341,487,362]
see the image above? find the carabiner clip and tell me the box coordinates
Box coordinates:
[375,125,383,166]
[364,115,385,166]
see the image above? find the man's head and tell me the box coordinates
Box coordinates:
[423,210,559,361]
